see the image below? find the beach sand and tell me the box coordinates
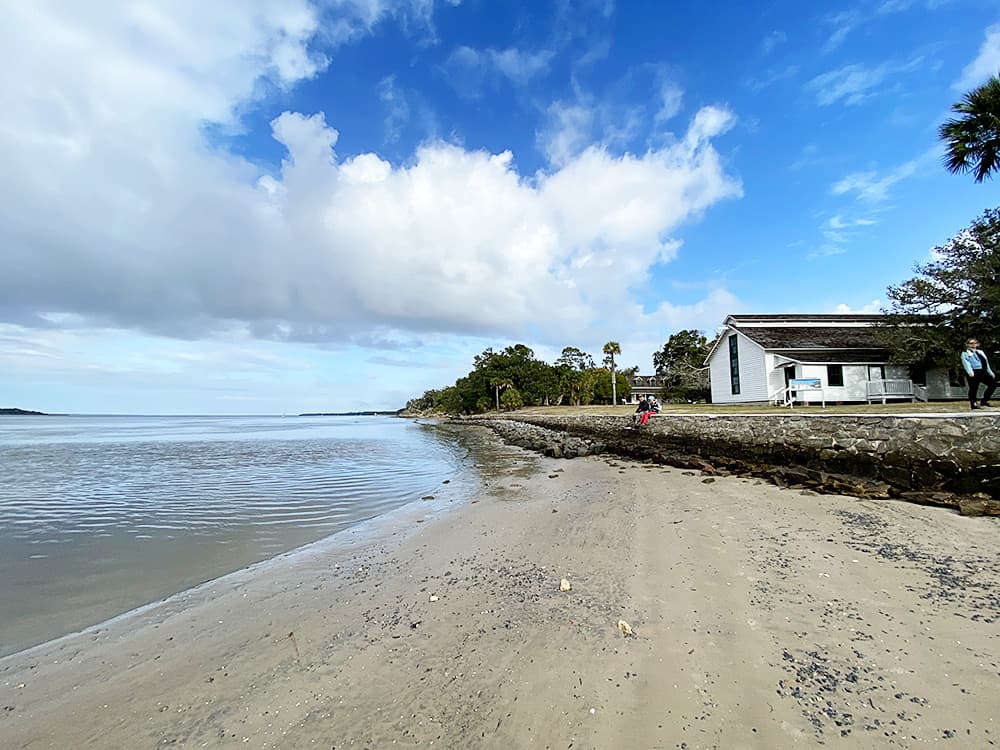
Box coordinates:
[2,427,999,749]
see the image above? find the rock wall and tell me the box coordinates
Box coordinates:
[462,413,1000,516]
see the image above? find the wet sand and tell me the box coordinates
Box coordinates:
[2,433,999,749]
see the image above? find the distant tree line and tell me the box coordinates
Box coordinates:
[405,333,713,415]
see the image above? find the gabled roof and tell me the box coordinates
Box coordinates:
[704,313,891,364]
[773,349,888,364]
[724,313,885,326]
[740,325,885,350]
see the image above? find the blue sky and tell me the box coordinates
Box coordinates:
[2,0,998,414]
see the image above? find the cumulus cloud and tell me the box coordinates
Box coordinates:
[539,66,700,165]
[955,24,1000,90]
[0,0,742,354]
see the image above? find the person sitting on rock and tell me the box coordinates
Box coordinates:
[634,396,655,427]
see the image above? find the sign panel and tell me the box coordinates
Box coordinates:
[789,378,822,389]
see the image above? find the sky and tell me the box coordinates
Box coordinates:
[2,0,999,415]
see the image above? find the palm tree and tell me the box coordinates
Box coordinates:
[939,75,1000,183]
[603,341,621,405]
[490,377,513,411]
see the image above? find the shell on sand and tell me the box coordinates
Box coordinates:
[559,578,572,592]
[617,619,634,637]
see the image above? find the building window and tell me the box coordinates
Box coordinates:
[728,335,740,395]
[827,364,844,387]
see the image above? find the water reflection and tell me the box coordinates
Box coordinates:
[0,415,476,657]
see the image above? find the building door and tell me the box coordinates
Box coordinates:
[784,366,795,387]
[868,365,885,381]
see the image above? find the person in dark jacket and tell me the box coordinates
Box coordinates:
[632,396,650,425]
[961,338,996,410]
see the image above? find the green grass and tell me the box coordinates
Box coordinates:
[501,401,972,417]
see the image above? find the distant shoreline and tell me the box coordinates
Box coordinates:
[298,411,401,417]
[0,408,47,416]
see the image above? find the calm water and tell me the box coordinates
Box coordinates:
[0,415,478,657]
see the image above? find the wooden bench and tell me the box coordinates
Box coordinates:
[866,379,914,404]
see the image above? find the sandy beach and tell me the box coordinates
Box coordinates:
[2,426,998,749]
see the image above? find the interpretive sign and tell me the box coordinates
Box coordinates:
[789,378,822,389]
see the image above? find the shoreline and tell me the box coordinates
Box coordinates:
[0,416,481,659]
[2,428,998,748]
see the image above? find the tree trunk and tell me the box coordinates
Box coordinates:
[611,356,617,405]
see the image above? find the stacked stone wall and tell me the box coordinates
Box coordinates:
[463,413,1000,516]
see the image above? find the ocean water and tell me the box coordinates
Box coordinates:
[0,414,480,658]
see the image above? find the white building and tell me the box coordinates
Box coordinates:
[705,314,967,405]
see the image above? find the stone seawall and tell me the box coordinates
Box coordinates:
[463,413,1000,516]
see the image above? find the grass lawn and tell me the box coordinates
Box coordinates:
[502,401,973,417]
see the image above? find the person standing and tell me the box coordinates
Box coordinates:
[961,338,996,409]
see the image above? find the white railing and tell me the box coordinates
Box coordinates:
[770,385,826,407]
[912,383,928,402]
[770,386,794,407]
[865,379,914,404]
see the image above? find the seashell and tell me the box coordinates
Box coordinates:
[617,619,634,637]
[560,578,572,592]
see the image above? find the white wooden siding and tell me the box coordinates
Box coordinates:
[709,332,769,403]
[766,354,787,398]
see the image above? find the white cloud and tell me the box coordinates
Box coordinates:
[539,64,689,163]
[808,63,889,106]
[0,2,743,355]
[746,65,799,92]
[537,100,597,168]
[810,213,881,258]
[442,44,554,97]
[834,300,882,314]
[685,106,736,148]
[830,147,938,203]
[822,10,861,53]
[955,24,1000,90]
[822,1,929,53]
[761,30,787,54]
[654,80,684,124]
[875,0,913,15]
[489,47,556,84]
[827,215,878,230]
[808,53,929,107]
[377,75,409,143]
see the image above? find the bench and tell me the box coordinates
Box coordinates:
[866,379,914,404]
